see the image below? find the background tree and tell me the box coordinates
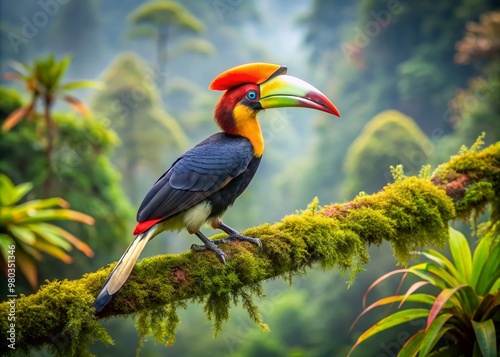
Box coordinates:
[127,0,205,83]
[91,52,188,203]
[297,0,498,207]
[341,110,430,199]
[435,11,500,164]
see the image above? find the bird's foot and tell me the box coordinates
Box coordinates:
[191,242,226,264]
[191,225,261,265]
[224,233,262,250]
[216,221,262,250]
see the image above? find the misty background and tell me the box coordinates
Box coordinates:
[0,0,498,355]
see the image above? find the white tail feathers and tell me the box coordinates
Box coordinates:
[94,226,157,312]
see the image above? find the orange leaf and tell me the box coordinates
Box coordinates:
[45,224,94,258]
[2,106,29,132]
[3,72,22,81]
[15,250,38,290]
[62,210,95,225]
[64,95,91,115]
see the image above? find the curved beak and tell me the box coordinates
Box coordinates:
[259,75,340,117]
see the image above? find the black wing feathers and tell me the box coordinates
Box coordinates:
[136,133,254,222]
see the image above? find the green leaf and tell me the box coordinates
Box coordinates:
[399,330,424,357]
[60,80,103,91]
[11,182,34,204]
[449,227,472,283]
[409,263,457,290]
[352,294,435,330]
[12,198,69,214]
[455,285,480,317]
[489,278,500,294]
[471,234,492,289]
[475,243,500,295]
[6,224,36,244]
[0,234,15,262]
[0,174,33,206]
[472,320,497,357]
[473,294,495,321]
[31,239,72,263]
[348,309,430,356]
[21,209,94,225]
[419,313,453,356]
[0,174,16,205]
[53,56,71,86]
[41,223,93,257]
[28,223,72,251]
[422,250,464,284]
[14,239,41,261]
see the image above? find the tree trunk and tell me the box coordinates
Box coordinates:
[156,26,169,85]
[42,96,55,196]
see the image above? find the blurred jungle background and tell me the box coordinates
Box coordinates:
[0,0,498,356]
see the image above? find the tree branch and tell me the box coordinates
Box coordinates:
[1,142,499,355]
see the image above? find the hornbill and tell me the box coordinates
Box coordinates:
[94,63,340,313]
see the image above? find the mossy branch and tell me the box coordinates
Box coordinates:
[1,142,499,356]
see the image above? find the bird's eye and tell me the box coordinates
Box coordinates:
[246,90,258,100]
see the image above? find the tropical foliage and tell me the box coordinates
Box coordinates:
[349,227,500,356]
[2,55,99,133]
[2,55,101,193]
[0,174,94,289]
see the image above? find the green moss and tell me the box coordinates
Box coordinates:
[433,140,500,224]
[457,181,495,217]
[1,277,112,356]
[324,176,455,264]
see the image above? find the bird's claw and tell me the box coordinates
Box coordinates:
[191,232,261,264]
[190,243,226,264]
[227,234,262,250]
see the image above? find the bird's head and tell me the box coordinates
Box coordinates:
[210,63,340,156]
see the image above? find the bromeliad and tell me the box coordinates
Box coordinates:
[94,63,340,313]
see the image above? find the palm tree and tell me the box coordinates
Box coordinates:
[2,55,101,194]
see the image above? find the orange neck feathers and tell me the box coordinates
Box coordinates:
[214,92,264,158]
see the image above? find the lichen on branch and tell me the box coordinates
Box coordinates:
[1,141,498,356]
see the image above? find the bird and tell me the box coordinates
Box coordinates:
[94,62,340,313]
